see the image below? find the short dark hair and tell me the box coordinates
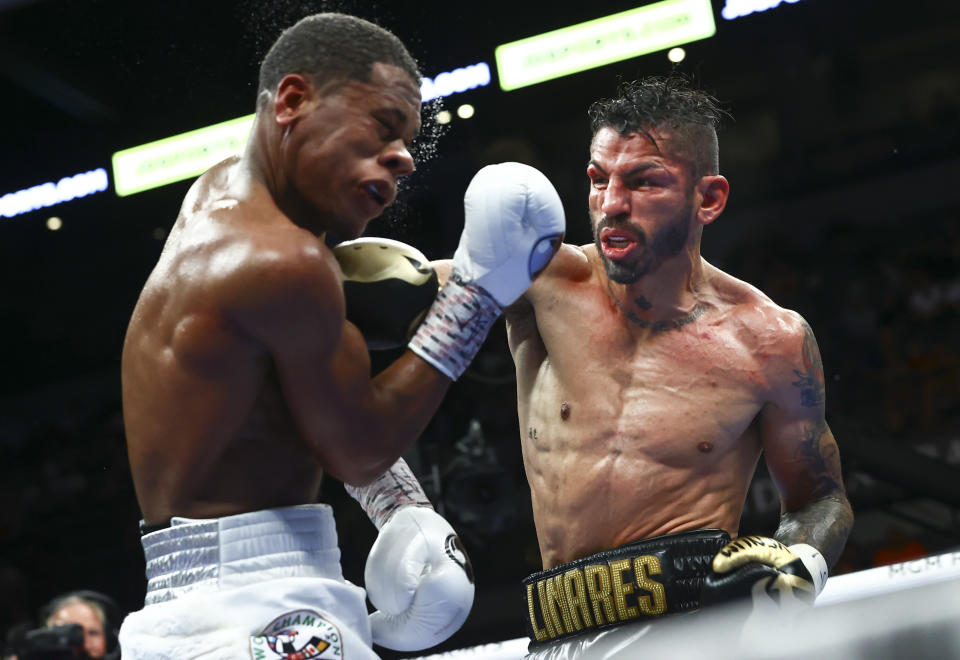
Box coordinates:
[588,76,726,179]
[257,13,420,100]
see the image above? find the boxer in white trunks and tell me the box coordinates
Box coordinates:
[117,13,564,659]
[503,76,854,658]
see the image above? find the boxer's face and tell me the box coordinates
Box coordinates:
[587,126,696,283]
[280,62,421,238]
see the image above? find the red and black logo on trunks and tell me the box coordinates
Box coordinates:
[250,610,342,659]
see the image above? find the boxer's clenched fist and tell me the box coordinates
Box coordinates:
[409,162,565,380]
[702,536,828,608]
[332,237,438,350]
[364,507,474,651]
[455,161,565,306]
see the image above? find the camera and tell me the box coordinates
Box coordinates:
[8,623,85,660]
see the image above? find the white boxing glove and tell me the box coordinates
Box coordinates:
[455,162,565,306]
[409,162,564,380]
[364,506,475,652]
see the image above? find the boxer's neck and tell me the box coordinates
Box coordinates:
[603,247,709,328]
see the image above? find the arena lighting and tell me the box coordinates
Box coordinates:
[436,110,453,125]
[668,46,686,62]
[494,0,715,91]
[456,104,475,119]
[722,0,803,20]
[112,114,254,197]
[0,168,109,219]
[421,62,491,102]
[46,216,63,231]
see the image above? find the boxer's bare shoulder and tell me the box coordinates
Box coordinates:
[704,263,819,396]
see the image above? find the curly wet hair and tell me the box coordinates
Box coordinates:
[588,76,727,179]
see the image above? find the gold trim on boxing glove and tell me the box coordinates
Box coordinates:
[712,536,796,573]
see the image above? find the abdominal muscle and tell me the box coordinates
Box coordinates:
[520,369,763,569]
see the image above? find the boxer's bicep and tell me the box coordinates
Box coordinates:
[759,316,852,565]
[226,248,391,482]
[760,317,845,512]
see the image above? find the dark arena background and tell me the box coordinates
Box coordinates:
[1,0,959,657]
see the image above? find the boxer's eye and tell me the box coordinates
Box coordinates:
[374,116,395,140]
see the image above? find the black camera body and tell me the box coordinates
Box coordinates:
[14,623,85,660]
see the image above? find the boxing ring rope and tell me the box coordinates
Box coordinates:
[407,549,960,659]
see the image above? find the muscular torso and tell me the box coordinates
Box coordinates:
[122,159,327,524]
[508,246,785,568]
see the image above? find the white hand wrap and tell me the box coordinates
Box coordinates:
[409,162,564,380]
[364,507,475,651]
[788,543,829,596]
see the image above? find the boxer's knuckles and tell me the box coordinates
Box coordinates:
[332,237,439,350]
[364,507,474,651]
[454,162,565,306]
[702,536,816,608]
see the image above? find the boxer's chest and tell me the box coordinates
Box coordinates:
[528,296,767,461]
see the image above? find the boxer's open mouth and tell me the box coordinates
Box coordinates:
[599,228,639,258]
[365,183,387,206]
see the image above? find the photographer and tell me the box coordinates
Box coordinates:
[4,591,120,660]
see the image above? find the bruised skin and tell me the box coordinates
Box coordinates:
[507,246,828,569]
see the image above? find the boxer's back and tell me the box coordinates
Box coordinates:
[122,160,324,524]
[507,245,802,568]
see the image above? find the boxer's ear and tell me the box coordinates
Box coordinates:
[695,175,729,227]
[274,73,313,127]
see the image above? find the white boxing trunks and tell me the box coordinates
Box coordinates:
[118,504,378,660]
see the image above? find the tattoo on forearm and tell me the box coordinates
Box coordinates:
[606,281,709,333]
[344,458,432,529]
[528,427,539,441]
[775,496,854,569]
[791,321,825,407]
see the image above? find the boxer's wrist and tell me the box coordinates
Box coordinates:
[787,543,828,595]
[344,458,433,530]
[408,272,501,380]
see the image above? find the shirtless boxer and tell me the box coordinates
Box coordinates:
[505,77,854,657]
[116,13,563,659]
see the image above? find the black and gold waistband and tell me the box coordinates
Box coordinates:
[523,529,730,647]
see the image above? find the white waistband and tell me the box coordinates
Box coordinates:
[141,504,343,605]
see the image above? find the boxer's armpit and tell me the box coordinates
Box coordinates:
[775,495,854,570]
[344,457,432,529]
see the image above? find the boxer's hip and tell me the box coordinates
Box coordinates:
[139,503,344,605]
[523,528,730,649]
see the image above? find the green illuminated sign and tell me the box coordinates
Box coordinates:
[495,0,716,91]
[111,114,254,197]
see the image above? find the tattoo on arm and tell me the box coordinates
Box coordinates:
[776,320,853,569]
[791,321,825,408]
[797,419,842,496]
[344,457,433,529]
[775,495,854,569]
